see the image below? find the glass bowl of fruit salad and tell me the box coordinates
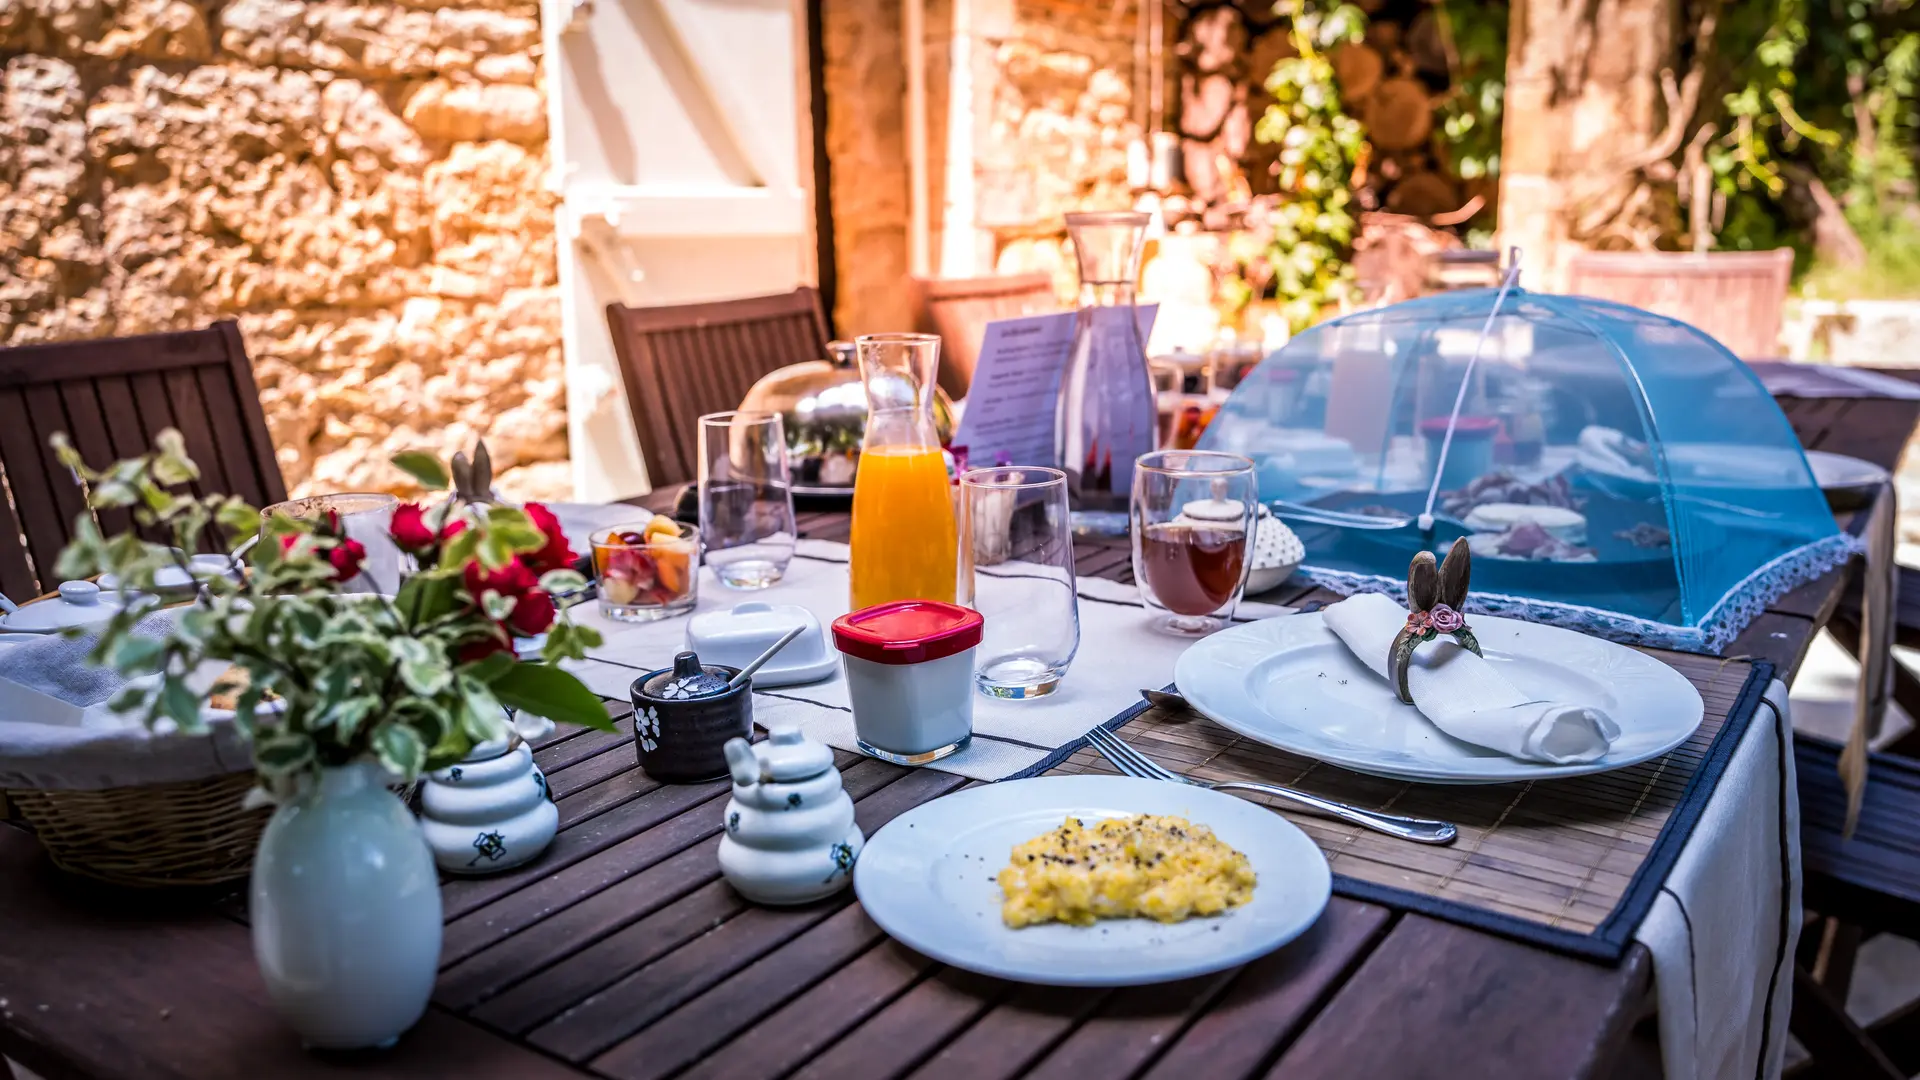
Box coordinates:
[591,518,699,622]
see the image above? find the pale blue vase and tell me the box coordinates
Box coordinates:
[250,762,442,1050]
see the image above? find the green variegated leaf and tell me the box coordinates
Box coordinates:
[538,569,587,595]
[463,650,516,684]
[110,636,164,674]
[216,498,261,538]
[109,686,150,713]
[371,722,428,780]
[392,637,452,696]
[254,732,316,776]
[456,675,505,741]
[327,695,381,741]
[480,589,516,621]
[391,451,450,491]
[441,523,481,570]
[160,676,204,732]
[492,663,615,732]
[151,430,198,485]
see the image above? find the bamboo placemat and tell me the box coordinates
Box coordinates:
[1039,651,1774,962]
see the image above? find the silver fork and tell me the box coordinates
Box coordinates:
[1083,725,1458,845]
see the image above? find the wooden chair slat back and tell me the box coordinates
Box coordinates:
[605,288,831,490]
[1563,249,1795,360]
[0,321,286,600]
[915,272,1060,399]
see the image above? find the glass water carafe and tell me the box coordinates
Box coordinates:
[849,333,958,610]
[1056,211,1158,536]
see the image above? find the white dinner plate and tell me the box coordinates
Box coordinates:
[1175,612,1704,784]
[1805,449,1890,492]
[854,775,1331,986]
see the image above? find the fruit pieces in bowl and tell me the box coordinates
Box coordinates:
[591,518,697,616]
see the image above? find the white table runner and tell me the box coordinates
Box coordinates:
[558,537,1291,781]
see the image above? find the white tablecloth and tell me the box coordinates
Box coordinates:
[1634,679,1799,1080]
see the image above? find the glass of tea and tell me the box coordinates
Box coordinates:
[1130,450,1258,636]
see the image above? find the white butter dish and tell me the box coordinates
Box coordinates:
[686,602,838,687]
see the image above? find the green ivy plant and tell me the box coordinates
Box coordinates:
[1253,0,1370,331]
[1436,0,1507,188]
[53,431,615,803]
[1707,0,1920,261]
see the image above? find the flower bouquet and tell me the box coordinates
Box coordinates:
[50,429,615,1050]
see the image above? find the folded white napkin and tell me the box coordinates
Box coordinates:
[1321,592,1621,763]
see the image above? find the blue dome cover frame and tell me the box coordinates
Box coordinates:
[1198,287,1858,652]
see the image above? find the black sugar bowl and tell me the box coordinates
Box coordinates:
[630,650,753,782]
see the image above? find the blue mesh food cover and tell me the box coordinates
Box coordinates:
[1197,288,1856,651]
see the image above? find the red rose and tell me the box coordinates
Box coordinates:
[465,557,538,604]
[327,538,367,582]
[390,502,436,552]
[440,518,467,543]
[523,502,575,573]
[278,533,300,557]
[507,589,555,635]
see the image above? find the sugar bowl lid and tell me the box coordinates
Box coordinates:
[640,651,734,700]
[751,724,834,782]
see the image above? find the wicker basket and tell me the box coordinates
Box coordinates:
[4,770,268,888]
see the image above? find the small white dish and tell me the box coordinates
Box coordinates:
[686,602,837,687]
[1805,449,1890,492]
[854,774,1331,987]
[1175,611,1704,784]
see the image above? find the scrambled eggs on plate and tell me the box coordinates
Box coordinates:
[997,814,1256,928]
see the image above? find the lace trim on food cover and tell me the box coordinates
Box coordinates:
[1299,533,1862,653]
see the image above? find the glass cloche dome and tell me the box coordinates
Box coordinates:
[1197,287,1855,651]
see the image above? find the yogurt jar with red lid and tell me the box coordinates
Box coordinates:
[831,601,983,766]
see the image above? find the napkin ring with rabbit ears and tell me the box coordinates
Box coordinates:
[1389,538,1483,704]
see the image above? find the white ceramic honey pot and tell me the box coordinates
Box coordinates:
[418,724,558,876]
[717,725,864,905]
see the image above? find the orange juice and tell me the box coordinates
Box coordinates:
[849,446,958,609]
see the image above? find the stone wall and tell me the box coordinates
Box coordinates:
[983,0,1141,298]
[821,0,1140,331]
[0,0,569,501]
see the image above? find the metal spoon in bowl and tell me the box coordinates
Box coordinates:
[726,625,807,691]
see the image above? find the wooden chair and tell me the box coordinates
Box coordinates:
[605,287,831,491]
[913,272,1060,399]
[1564,248,1796,361]
[0,321,285,602]
[1787,737,1920,1078]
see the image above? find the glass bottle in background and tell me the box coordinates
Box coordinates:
[1056,211,1158,537]
[848,333,958,610]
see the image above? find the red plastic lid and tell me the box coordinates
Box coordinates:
[1418,415,1501,439]
[831,601,984,665]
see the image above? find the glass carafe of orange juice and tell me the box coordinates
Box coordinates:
[849,333,957,609]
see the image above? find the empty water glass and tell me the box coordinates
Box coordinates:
[262,493,401,594]
[959,467,1080,698]
[699,411,798,589]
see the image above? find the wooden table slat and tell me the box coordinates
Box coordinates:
[1266,914,1651,1080]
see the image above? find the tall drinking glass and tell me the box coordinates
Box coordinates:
[263,493,401,594]
[698,411,797,589]
[959,467,1079,698]
[1130,451,1257,636]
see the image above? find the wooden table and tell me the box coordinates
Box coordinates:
[1,391,1914,1080]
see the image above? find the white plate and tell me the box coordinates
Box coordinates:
[1805,450,1890,492]
[1175,612,1704,784]
[854,775,1331,986]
